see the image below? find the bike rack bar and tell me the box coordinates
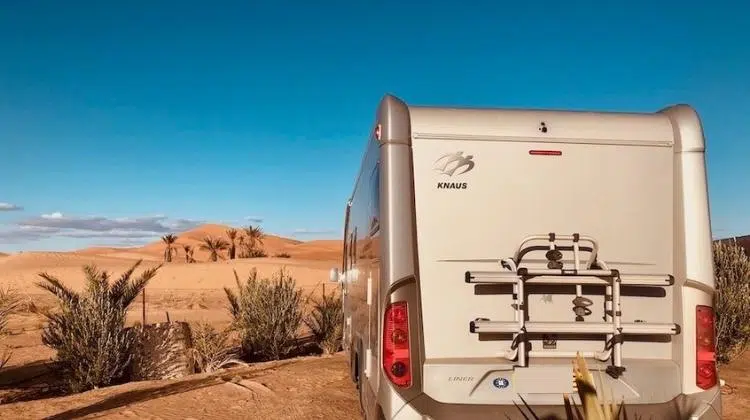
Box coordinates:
[528,350,611,361]
[466,272,674,287]
[470,320,680,335]
[510,234,600,270]
[466,232,679,379]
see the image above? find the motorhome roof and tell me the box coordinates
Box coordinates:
[406,103,677,146]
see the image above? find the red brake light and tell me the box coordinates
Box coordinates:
[529,150,562,156]
[696,305,717,390]
[383,301,411,388]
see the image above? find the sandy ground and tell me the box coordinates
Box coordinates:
[0,224,747,419]
[0,354,360,420]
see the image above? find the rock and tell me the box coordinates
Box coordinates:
[238,380,276,396]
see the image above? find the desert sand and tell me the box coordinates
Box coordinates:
[0,224,360,419]
[0,223,746,419]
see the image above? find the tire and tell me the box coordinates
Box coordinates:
[351,348,358,384]
[358,354,367,416]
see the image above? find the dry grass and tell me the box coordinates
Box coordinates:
[304,290,343,355]
[188,322,245,373]
[713,240,750,364]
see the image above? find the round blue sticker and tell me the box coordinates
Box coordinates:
[492,377,510,389]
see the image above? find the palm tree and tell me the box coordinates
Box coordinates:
[199,236,230,262]
[183,245,195,263]
[161,234,178,263]
[241,225,265,257]
[237,235,246,255]
[226,228,239,260]
[35,260,161,392]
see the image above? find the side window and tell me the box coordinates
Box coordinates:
[342,202,351,271]
[369,163,380,236]
[350,228,358,264]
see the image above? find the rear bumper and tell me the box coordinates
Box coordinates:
[392,386,721,420]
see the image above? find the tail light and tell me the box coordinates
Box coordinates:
[696,305,717,390]
[529,149,562,156]
[383,301,411,388]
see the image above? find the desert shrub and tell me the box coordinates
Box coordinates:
[36,260,160,392]
[274,252,292,258]
[189,322,244,373]
[224,267,304,361]
[242,249,267,258]
[518,352,627,419]
[0,286,23,370]
[304,290,343,354]
[713,240,750,364]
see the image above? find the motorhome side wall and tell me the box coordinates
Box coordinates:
[343,96,427,419]
[661,105,717,394]
[342,132,381,391]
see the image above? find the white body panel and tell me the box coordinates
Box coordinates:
[340,96,721,419]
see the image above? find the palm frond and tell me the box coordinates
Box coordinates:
[512,400,532,420]
[224,271,242,317]
[0,286,23,336]
[223,287,239,317]
[110,260,143,302]
[122,264,161,307]
[36,273,80,305]
[516,394,540,420]
[82,264,109,297]
[563,394,576,419]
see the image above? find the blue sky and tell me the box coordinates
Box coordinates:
[0,0,748,252]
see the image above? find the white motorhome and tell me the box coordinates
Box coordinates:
[330,94,721,419]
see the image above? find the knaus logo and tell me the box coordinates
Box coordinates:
[433,151,474,190]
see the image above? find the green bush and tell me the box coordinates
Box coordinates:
[224,267,304,361]
[304,290,343,354]
[35,261,160,392]
[713,239,750,364]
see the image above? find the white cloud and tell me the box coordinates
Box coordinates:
[0,213,205,244]
[0,202,23,211]
[292,228,336,236]
[244,216,264,223]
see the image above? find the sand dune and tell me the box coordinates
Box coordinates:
[0,224,342,295]
[75,246,129,255]
[284,240,344,260]
[73,223,343,263]
[0,256,335,294]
